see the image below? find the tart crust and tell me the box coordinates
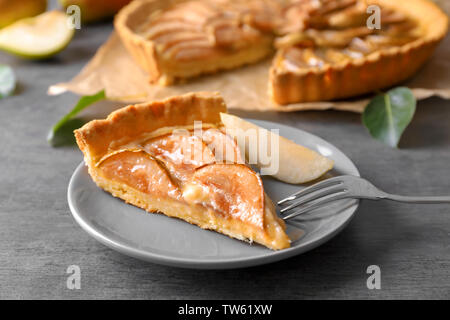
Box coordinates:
[74,92,290,250]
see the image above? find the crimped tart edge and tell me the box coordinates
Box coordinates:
[74,91,226,166]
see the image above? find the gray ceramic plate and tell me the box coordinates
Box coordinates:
[68,120,360,269]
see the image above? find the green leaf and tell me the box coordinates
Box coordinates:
[47,118,86,147]
[363,87,416,148]
[0,64,16,98]
[48,90,106,147]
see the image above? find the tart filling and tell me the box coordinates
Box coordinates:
[274,0,422,73]
[97,131,264,228]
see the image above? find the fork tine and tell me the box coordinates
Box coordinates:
[279,184,346,213]
[277,176,344,205]
[282,192,349,220]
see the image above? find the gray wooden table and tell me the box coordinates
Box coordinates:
[0,21,449,300]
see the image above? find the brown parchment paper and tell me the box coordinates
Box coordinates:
[49,4,450,113]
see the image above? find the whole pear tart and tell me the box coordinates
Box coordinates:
[115,0,447,104]
[74,92,294,249]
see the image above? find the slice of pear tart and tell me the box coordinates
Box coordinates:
[75,92,333,249]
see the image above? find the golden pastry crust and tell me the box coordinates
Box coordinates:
[75,91,226,166]
[74,92,290,250]
[270,0,449,104]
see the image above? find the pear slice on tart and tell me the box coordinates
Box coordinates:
[143,132,217,184]
[184,163,290,249]
[187,163,266,228]
[220,113,334,184]
[0,11,75,59]
[99,150,182,200]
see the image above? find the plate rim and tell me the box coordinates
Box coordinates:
[68,119,360,269]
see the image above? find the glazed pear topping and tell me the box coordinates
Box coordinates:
[277,0,421,71]
[138,0,282,61]
[143,132,217,184]
[100,151,182,200]
[188,164,265,229]
[137,0,421,68]
[98,128,263,228]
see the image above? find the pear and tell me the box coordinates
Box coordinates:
[0,11,75,59]
[189,163,265,226]
[220,113,334,184]
[59,0,132,23]
[0,0,47,29]
[100,151,181,197]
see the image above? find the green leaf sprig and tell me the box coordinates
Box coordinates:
[48,90,106,147]
[0,64,16,98]
[363,87,416,148]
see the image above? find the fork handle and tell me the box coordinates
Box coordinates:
[384,194,450,204]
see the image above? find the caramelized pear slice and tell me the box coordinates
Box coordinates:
[184,164,265,229]
[99,150,181,199]
[201,127,245,164]
[220,113,334,184]
[143,131,216,183]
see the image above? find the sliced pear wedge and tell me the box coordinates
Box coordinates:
[220,113,334,184]
[0,11,75,59]
[189,163,265,227]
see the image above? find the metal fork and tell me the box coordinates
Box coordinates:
[278,175,450,220]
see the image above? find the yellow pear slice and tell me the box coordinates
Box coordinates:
[0,11,75,59]
[220,113,334,184]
